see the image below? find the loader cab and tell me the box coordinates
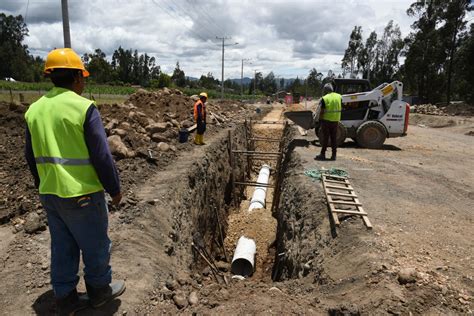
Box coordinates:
[331,79,373,121]
[332,79,371,94]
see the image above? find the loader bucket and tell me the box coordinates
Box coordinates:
[283,110,314,130]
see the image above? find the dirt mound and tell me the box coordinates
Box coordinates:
[412,103,474,117]
[0,102,39,225]
[0,88,255,230]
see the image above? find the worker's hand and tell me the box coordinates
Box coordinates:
[111,192,122,206]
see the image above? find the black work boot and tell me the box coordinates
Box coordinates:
[314,153,326,161]
[329,152,336,161]
[86,280,126,308]
[56,289,89,316]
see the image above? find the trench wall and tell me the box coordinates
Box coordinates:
[272,132,332,282]
[171,124,249,268]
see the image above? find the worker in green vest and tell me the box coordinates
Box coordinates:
[24,48,125,315]
[315,83,342,161]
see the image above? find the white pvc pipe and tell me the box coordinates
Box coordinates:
[248,164,271,211]
[231,236,256,277]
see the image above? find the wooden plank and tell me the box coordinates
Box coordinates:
[324,179,350,184]
[321,176,340,226]
[330,200,363,206]
[229,130,237,207]
[332,209,368,216]
[232,150,281,155]
[322,174,347,180]
[354,197,372,229]
[244,120,251,178]
[249,137,281,142]
[326,191,358,198]
[325,184,354,191]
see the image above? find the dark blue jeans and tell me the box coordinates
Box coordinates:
[40,191,112,298]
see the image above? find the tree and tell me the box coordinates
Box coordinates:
[82,49,113,83]
[454,24,474,103]
[199,72,219,89]
[372,20,404,85]
[249,72,263,95]
[112,46,133,83]
[342,26,363,77]
[289,77,303,95]
[404,2,446,102]
[0,14,37,81]
[150,72,171,88]
[439,0,472,104]
[171,62,186,87]
[307,68,323,96]
[110,47,160,85]
[358,31,377,81]
[262,72,277,94]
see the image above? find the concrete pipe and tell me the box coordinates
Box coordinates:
[248,164,271,211]
[231,236,256,277]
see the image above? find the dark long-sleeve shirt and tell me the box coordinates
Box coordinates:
[25,104,121,197]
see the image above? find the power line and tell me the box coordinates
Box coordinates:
[185,0,224,36]
[24,0,30,24]
[150,0,210,42]
[169,0,220,38]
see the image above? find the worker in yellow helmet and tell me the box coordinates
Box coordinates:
[24,48,125,314]
[193,92,208,145]
[315,83,342,161]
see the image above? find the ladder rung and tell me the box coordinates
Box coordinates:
[323,174,347,180]
[324,179,349,184]
[333,209,368,216]
[325,185,353,191]
[326,191,358,198]
[330,200,362,206]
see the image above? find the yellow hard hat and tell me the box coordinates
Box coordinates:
[44,48,89,77]
[199,92,208,99]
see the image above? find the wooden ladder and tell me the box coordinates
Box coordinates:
[321,174,372,229]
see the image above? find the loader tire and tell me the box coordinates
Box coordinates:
[317,121,347,147]
[356,121,387,149]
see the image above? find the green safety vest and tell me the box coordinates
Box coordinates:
[25,87,103,197]
[321,92,342,122]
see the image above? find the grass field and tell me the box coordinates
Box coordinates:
[0,81,261,104]
[0,90,127,105]
[0,81,136,95]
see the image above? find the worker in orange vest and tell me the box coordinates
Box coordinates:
[194,92,207,145]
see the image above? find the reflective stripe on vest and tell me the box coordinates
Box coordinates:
[25,87,104,198]
[35,156,91,165]
[322,92,342,122]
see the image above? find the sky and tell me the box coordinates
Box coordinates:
[1,0,465,80]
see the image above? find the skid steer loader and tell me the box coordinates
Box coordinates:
[284,79,410,148]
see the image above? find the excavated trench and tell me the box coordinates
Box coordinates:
[168,107,329,284]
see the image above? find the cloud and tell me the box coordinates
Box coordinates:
[3,0,415,79]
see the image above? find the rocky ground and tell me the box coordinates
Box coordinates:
[0,88,257,226]
[0,95,473,315]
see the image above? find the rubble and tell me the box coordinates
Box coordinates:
[0,88,254,225]
[412,103,474,116]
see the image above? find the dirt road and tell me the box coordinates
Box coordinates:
[283,113,474,313]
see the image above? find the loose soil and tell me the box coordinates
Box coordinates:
[0,96,472,315]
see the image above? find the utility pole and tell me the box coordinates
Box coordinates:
[254,70,257,103]
[305,76,308,110]
[61,0,71,48]
[241,58,251,101]
[216,36,238,100]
